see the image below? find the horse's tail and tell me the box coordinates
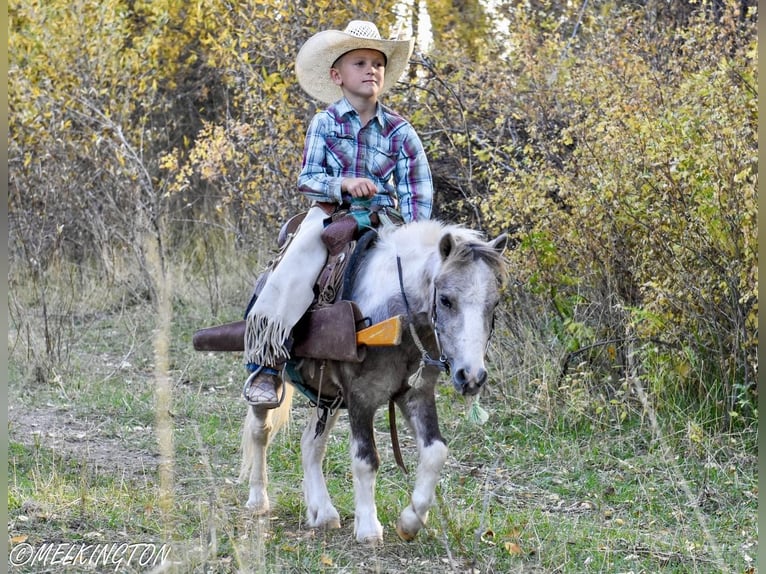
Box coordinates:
[238,383,295,483]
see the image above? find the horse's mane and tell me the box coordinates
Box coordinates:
[351,221,507,323]
[378,220,507,281]
[447,233,508,279]
[377,220,477,252]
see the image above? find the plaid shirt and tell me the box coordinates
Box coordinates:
[297,98,433,222]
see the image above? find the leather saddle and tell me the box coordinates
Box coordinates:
[192,211,379,363]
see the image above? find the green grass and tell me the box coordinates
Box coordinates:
[8,286,757,573]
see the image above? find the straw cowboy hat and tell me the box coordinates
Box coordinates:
[295,20,415,104]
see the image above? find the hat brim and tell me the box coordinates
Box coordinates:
[296,29,414,104]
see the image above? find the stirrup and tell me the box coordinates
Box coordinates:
[242,366,287,408]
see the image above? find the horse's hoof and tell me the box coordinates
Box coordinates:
[358,534,384,545]
[395,520,417,542]
[323,518,341,530]
[306,506,341,530]
[245,499,270,515]
[309,517,340,530]
[354,519,384,544]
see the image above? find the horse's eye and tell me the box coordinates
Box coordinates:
[439,295,452,309]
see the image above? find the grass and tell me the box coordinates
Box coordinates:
[7,260,758,573]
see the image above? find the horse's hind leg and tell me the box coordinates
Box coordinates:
[393,384,448,541]
[240,384,294,514]
[302,408,341,530]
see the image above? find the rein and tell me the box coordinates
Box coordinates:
[396,256,450,376]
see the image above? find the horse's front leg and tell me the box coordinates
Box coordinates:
[302,407,341,530]
[349,405,383,544]
[394,382,448,541]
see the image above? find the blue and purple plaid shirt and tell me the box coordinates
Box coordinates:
[297,98,433,222]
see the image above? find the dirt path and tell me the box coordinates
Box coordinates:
[8,404,158,480]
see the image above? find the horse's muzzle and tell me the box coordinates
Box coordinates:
[453,367,487,396]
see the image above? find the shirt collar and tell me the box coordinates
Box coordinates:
[332,98,385,128]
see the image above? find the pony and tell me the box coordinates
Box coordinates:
[239,219,508,544]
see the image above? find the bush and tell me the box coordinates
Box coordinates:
[481,1,757,424]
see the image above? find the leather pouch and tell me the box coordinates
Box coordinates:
[193,301,367,363]
[292,300,367,363]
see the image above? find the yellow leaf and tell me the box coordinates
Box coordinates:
[504,541,523,556]
[320,554,333,566]
[10,535,28,544]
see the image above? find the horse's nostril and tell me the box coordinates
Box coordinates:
[452,369,466,394]
[455,368,468,387]
[454,367,487,392]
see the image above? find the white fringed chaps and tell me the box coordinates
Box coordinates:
[244,206,329,367]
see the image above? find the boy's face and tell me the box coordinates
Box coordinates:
[330,49,387,101]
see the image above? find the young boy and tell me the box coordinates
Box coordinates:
[243,20,434,408]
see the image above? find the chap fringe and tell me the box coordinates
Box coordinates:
[244,312,291,367]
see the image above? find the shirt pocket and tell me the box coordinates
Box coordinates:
[367,145,398,180]
[325,134,356,172]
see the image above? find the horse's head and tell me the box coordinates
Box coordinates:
[432,231,508,396]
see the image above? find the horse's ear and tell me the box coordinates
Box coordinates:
[489,233,508,253]
[439,233,456,260]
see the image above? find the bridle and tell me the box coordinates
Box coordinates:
[396,254,498,382]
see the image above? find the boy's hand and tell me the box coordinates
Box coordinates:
[341,177,377,199]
